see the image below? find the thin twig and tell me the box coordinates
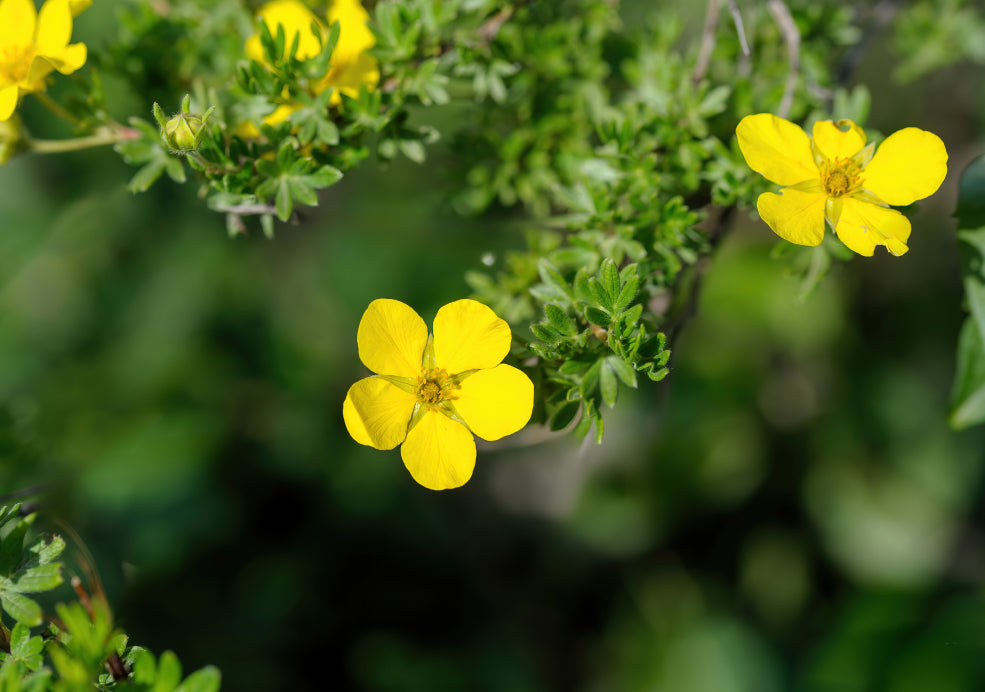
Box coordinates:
[725,0,751,57]
[213,202,278,216]
[692,0,721,82]
[768,0,800,119]
[0,482,58,504]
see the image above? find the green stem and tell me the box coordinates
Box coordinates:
[33,92,83,127]
[27,127,138,154]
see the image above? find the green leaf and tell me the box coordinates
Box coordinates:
[587,278,612,311]
[1,590,42,626]
[29,535,65,565]
[307,165,343,188]
[585,306,610,327]
[580,360,602,398]
[606,356,637,389]
[12,563,62,593]
[128,160,167,193]
[274,182,293,221]
[950,317,985,429]
[614,275,639,311]
[958,229,985,343]
[599,360,618,408]
[10,622,43,671]
[0,514,34,574]
[531,323,559,343]
[544,304,576,337]
[550,402,580,431]
[131,650,157,685]
[599,258,620,305]
[175,666,222,692]
[956,153,985,229]
[622,303,643,326]
[155,650,183,692]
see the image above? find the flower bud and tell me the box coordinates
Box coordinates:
[154,95,216,155]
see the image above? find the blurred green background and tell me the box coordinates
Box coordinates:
[3,1,985,690]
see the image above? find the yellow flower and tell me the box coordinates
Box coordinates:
[0,0,87,121]
[736,113,948,257]
[242,0,378,132]
[343,299,534,491]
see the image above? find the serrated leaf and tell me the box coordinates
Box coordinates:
[587,278,613,312]
[531,323,560,343]
[12,563,62,593]
[599,259,620,304]
[544,304,576,337]
[537,259,572,302]
[599,360,618,408]
[175,666,222,692]
[622,303,643,326]
[29,535,65,565]
[573,269,593,302]
[585,306,611,327]
[615,276,639,311]
[1,590,42,626]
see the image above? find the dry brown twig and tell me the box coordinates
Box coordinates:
[768,0,801,119]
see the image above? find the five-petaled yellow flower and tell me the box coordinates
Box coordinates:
[343,299,534,491]
[0,0,88,122]
[736,113,948,257]
[243,0,378,131]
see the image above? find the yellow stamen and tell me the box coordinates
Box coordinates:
[820,157,862,198]
[415,368,459,407]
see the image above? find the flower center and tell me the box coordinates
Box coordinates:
[821,157,862,198]
[0,44,35,86]
[415,368,458,407]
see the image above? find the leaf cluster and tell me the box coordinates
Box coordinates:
[0,506,221,692]
[527,259,670,441]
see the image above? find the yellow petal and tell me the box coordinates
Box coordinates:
[0,86,19,121]
[736,113,818,186]
[454,364,533,441]
[400,410,476,490]
[322,52,379,99]
[357,298,428,377]
[432,299,511,374]
[36,0,73,55]
[343,376,415,449]
[862,128,947,207]
[43,42,86,75]
[68,0,90,17]
[25,55,55,90]
[812,119,866,160]
[327,0,374,67]
[0,0,36,49]
[756,189,826,246]
[252,0,325,62]
[835,198,910,257]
